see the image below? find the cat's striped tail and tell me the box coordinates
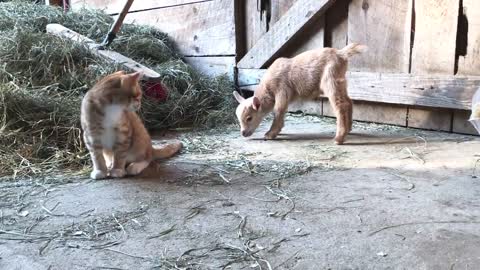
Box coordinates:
[153,141,182,159]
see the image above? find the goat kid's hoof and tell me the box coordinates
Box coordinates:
[334,137,345,145]
[264,132,279,140]
[90,170,107,180]
[110,169,126,178]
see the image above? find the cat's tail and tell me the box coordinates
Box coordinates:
[152,141,182,159]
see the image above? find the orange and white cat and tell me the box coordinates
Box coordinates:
[81,71,182,180]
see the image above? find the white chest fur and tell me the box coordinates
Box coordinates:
[101,105,124,149]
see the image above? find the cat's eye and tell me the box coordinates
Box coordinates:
[246,116,252,122]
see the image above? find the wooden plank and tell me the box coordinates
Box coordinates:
[70,0,207,14]
[324,0,348,49]
[453,110,478,135]
[243,0,266,53]
[184,56,235,79]
[323,100,407,126]
[345,72,477,110]
[457,0,480,76]
[237,0,336,69]
[119,0,235,56]
[348,0,411,73]
[46,23,160,79]
[269,0,327,57]
[237,69,480,110]
[411,0,459,75]
[408,107,452,131]
[284,15,325,57]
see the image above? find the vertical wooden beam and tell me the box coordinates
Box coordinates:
[348,0,412,73]
[237,0,336,68]
[409,0,459,131]
[411,0,458,75]
[345,0,411,126]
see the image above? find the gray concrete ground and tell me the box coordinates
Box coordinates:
[1,115,480,270]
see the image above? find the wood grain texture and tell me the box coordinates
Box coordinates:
[237,69,480,110]
[411,0,459,75]
[184,56,235,79]
[237,0,336,68]
[323,100,407,126]
[284,15,325,57]
[70,0,208,13]
[408,107,452,131]
[348,0,411,73]
[457,0,480,76]
[118,0,235,56]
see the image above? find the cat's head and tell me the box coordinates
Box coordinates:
[102,71,144,111]
[120,71,143,112]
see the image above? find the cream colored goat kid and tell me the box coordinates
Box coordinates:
[233,43,367,145]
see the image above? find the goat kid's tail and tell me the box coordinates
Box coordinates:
[153,141,182,159]
[337,43,368,59]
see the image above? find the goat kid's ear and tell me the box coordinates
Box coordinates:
[233,91,245,103]
[252,96,261,110]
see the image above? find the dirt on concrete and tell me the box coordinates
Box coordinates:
[1,115,480,270]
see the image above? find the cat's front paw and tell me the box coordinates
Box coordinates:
[110,169,126,178]
[90,170,107,180]
[264,131,279,140]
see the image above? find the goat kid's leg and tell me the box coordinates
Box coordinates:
[265,94,288,140]
[328,95,352,145]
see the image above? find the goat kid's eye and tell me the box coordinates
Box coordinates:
[246,116,252,122]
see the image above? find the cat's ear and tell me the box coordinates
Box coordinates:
[129,71,144,82]
[121,71,143,87]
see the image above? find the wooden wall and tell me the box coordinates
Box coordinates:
[70,0,236,78]
[237,0,480,135]
[72,0,479,135]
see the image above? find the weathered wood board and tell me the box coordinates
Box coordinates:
[117,0,235,56]
[411,0,459,75]
[323,100,408,126]
[237,69,480,110]
[409,0,458,130]
[184,56,235,79]
[457,0,480,76]
[70,0,207,14]
[237,0,335,68]
[284,15,325,57]
[348,0,412,73]
[408,107,452,131]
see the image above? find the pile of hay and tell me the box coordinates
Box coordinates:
[0,1,235,177]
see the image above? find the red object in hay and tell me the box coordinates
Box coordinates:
[143,81,168,102]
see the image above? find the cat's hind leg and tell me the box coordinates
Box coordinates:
[126,160,150,176]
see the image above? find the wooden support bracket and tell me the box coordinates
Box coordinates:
[237,0,336,69]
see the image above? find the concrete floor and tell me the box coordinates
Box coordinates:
[1,115,480,270]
